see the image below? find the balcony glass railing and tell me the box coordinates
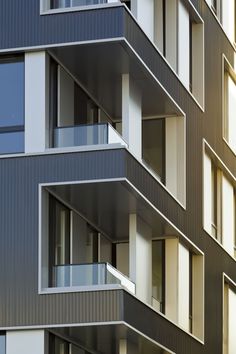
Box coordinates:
[53,123,126,148]
[52,262,135,294]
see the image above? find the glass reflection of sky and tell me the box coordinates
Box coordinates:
[0,60,24,128]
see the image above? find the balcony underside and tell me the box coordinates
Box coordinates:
[47,179,179,242]
[50,322,172,354]
[50,40,183,120]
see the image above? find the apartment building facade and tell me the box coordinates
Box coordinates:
[0,0,235,353]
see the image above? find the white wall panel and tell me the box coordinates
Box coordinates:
[131,0,154,40]
[222,175,234,256]
[165,238,178,322]
[154,0,164,52]
[178,243,190,331]
[178,1,190,88]
[7,330,45,354]
[203,153,212,234]
[228,288,236,353]
[222,0,235,42]
[136,218,152,304]
[192,255,204,339]
[165,116,185,204]
[165,0,177,70]
[25,51,48,153]
[129,214,152,304]
[192,22,204,106]
[227,76,236,152]
[122,74,142,159]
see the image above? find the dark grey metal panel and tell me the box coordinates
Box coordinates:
[0,149,126,327]
[124,292,203,354]
[0,0,236,353]
[0,2,125,49]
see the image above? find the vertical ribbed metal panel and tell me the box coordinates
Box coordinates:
[0,1,235,353]
[124,292,203,354]
[0,2,124,49]
[0,150,126,327]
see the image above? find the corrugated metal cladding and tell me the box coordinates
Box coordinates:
[0,1,124,49]
[124,292,203,354]
[0,149,128,327]
[0,1,235,353]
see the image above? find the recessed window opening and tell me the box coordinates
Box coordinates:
[142,118,165,183]
[49,57,115,149]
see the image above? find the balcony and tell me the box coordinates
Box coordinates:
[52,262,135,294]
[53,123,126,149]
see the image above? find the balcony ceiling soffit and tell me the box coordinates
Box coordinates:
[49,180,178,241]
[50,42,181,120]
[52,323,170,354]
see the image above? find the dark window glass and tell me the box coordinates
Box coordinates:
[0,131,24,154]
[0,335,5,354]
[49,195,70,267]
[0,59,24,128]
[0,57,24,155]
[152,240,165,313]
[49,195,71,286]
[49,334,69,354]
[189,253,193,332]
[142,118,165,183]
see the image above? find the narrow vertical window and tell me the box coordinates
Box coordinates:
[234,192,236,258]
[211,163,218,238]
[0,334,5,354]
[211,163,222,241]
[142,118,166,183]
[152,240,165,313]
[0,56,25,154]
[223,282,236,354]
[223,65,236,153]
[189,253,193,332]
[189,20,193,93]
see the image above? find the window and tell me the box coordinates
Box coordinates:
[49,334,91,354]
[0,56,24,154]
[207,0,236,43]
[152,240,165,312]
[0,334,5,354]
[154,0,204,105]
[142,119,165,183]
[48,194,113,287]
[211,162,222,241]
[154,240,202,337]
[142,115,186,205]
[49,57,111,148]
[223,279,236,354]
[223,60,236,153]
[204,149,235,257]
[152,238,204,339]
[210,0,220,16]
[41,192,133,291]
